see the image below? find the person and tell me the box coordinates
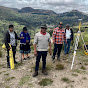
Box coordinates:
[52,22,66,62]
[64,24,73,54]
[4,25,24,68]
[20,27,31,60]
[33,24,51,77]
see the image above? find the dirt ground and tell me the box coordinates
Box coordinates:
[0,49,88,88]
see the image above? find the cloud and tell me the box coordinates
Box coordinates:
[0,0,88,13]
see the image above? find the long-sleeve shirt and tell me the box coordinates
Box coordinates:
[52,27,66,44]
[20,32,30,44]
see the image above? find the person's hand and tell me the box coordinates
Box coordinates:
[26,40,29,43]
[20,37,24,39]
[34,51,37,56]
[53,41,55,44]
[65,40,67,44]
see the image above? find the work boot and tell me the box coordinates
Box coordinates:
[42,69,48,75]
[33,71,38,77]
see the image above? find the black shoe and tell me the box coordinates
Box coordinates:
[42,69,48,75]
[14,61,18,64]
[33,71,38,77]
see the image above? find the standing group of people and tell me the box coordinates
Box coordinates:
[4,22,73,77]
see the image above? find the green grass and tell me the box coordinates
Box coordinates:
[19,75,31,86]
[39,78,53,86]
[61,77,71,83]
[55,63,65,70]
[82,77,87,80]
[5,86,10,88]
[4,73,9,76]
[80,66,86,70]
[72,73,78,77]
[5,77,15,81]
[73,69,86,74]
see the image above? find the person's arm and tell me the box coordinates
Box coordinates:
[49,42,51,55]
[4,32,10,49]
[71,29,74,41]
[15,32,24,40]
[52,28,56,44]
[33,34,38,56]
[26,33,30,43]
[64,31,67,43]
[34,44,37,56]
[48,34,51,55]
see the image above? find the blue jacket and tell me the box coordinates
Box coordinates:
[20,32,30,44]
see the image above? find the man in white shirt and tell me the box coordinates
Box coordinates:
[64,24,73,54]
[33,24,51,77]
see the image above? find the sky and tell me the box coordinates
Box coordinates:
[0,0,88,13]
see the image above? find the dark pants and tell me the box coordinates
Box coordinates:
[35,51,47,71]
[53,44,63,59]
[7,46,16,66]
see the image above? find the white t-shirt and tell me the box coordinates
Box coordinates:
[9,31,16,46]
[66,29,71,39]
[34,32,51,51]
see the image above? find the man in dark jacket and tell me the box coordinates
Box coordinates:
[4,25,23,68]
[64,24,73,54]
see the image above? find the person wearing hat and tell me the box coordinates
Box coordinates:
[64,24,73,54]
[20,27,31,60]
[33,24,51,77]
[52,22,66,62]
[4,25,24,68]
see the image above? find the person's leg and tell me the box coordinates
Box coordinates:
[22,53,24,59]
[35,51,41,71]
[52,44,58,59]
[7,49,10,68]
[42,51,47,70]
[57,44,63,60]
[67,40,71,54]
[12,46,17,64]
[64,41,67,54]
[33,51,41,77]
[26,53,30,59]
[42,51,48,75]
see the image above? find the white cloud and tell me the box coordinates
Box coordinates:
[0,0,88,13]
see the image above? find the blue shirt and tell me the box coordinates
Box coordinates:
[20,32,30,44]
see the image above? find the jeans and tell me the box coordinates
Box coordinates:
[64,39,71,54]
[35,51,47,71]
[7,46,16,65]
[53,44,63,59]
